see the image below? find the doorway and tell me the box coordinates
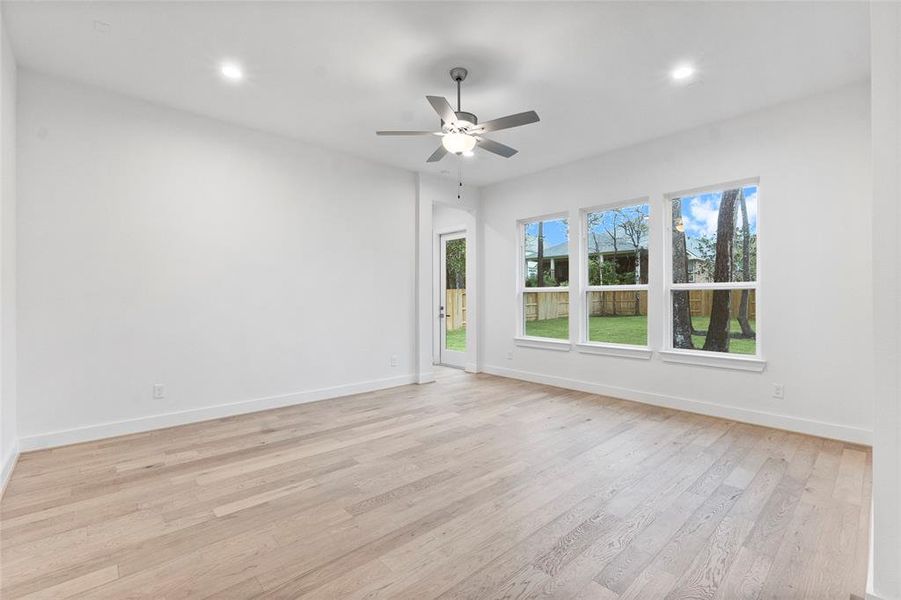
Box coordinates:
[439,231,466,368]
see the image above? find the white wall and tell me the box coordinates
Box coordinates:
[869,4,901,599]
[0,11,18,486]
[16,71,418,449]
[480,83,873,444]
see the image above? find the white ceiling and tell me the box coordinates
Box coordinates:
[3,2,869,186]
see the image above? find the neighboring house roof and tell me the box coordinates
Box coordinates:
[524,234,706,260]
[686,238,705,260]
[525,234,647,260]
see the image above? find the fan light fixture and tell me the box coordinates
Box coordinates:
[376,67,540,163]
[220,61,244,82]
[442,133,477,154]
[671,64,695,82]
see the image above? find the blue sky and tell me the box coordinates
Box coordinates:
[525,218,568,247]
[526,186,757,247]
[587,204,650,241]
[679,185,758,238]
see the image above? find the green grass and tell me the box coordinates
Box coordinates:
[525,315,757,355]
[689,316,756,355]
[445,327,466,352]
[523,318,570,340]
[588,315,648,346]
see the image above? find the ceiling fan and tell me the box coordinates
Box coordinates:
[376,67,540,163]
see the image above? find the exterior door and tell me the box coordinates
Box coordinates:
[439,232,466,368]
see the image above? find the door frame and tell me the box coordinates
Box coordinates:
[435,229,467,368]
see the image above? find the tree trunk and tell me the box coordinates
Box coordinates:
[671,199,694,349]
[737,190,755,338]
[606,216,620,315]
[633,250,640,315]
[537,221,546,287]
[703,189,739,352]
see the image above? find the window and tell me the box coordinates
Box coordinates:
[520,216,569,341]
[584,203,650,347]
[667,183,758,357]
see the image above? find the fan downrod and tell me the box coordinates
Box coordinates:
[448,67,474,121]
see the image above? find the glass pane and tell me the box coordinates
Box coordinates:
[586,204,650,285]
[672,289,757,355]
[524,218,568,287]
[444,238,466,351]
[671,185,757,284]
[587,290,648,346]
[523,291,569,339]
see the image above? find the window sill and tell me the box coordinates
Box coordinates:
[576,343,652,360]
[514,337,572,352]
[659,350,766,372]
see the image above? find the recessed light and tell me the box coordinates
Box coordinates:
[219,61,244,82]
[671,64,695,82]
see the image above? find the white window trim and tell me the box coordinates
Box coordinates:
[579,201,651,352]
[662,179,765,370]
[576,342,652,360]
[515,213,572,349]
[659,350,766,372]
[514,336,572,351]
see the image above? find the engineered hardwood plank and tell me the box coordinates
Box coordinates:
[617,567,678,600]
[575,581,620,600]
[713,546,771,600]
[0,369,871,600]
[17,565,119,600]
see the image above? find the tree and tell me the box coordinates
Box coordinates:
[445,238,466,290]
[694,234,717,282]
[672,199,694,349]
[703,189,739,352]
[736,190,755,338]
[587,213,604,287]
[618,207,649,314]
[536,221,546,288]
[603,211,623,315]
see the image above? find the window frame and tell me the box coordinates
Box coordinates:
[577,199,653,359]
[661,178,765,371]
[515,212,572,350]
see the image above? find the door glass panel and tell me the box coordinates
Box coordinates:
[444,238,466,351]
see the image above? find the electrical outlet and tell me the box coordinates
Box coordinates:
[506,351,513,360]
[772,383,784,399]
[153,384,165,399]
[390,355,398,367]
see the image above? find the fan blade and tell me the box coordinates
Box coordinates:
[470,110,539,134]
[376,130,438,136]
[476,137,518,158]
[426,96,457,125]
[426,145,448,163]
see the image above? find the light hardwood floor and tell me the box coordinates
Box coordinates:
[1,369,871,599]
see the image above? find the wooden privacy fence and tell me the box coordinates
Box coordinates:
[588,291,648,316]
[445,289,466,330]
[522,289,756,322]
[524,292,569,321]
[689,289,756,319]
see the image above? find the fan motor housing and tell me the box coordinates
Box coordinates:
[451,111,477,128]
